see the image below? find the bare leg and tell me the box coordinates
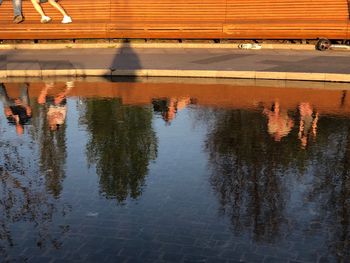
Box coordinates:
[48,0,69,17]
[30,0,46,17]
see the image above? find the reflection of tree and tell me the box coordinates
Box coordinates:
[205,107,350,258]
[205,109,287,242]
[30,94,67,199]
[306,121,350,261]
[0,83,69,259]
[81,98,157,203]
[0,134,70,260]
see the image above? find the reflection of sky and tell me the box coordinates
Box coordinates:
[63,98,100,202]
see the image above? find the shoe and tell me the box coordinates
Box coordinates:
[13,15,24,24]
[41,16,51,24]
[66,81,74,89]
[62,16,72,24]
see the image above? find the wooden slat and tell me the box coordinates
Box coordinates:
[0,0,349,39]
[224,0,349,39]
[226,0,349,20]
[110,0,226,21]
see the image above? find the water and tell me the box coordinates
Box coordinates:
[0,79,349,263]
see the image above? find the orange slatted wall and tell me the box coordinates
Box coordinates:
[0,0,349,39]
[224,0,350,39]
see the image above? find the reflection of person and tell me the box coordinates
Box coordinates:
[152,97,191,124]
[0,83,32,135]
[263,101,294,142]
[30,0,72,24]
[0,0,24,23]
[38,81,73,131]
[298,102,318,149]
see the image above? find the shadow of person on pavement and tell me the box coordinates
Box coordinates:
[109,39,141,83]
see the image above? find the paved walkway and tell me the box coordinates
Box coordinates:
[1,46,350,81]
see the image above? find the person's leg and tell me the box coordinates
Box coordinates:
[48,0,67,16]
[19,83,30,106]
[12,0,24,23]
[30,0,51,23]
[0,84,14,107]
[19,84,32,118]
[48,0,72,23]
[12,0,22,16]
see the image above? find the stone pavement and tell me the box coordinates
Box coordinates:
[0,46,350,81]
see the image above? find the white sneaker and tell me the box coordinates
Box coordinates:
[41,16,51,24]
[66,81,74,89]
[62,16,72,24]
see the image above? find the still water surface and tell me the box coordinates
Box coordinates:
[0,79,349,263]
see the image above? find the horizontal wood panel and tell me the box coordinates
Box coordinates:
[110,0,226,22]
[0,0,349,39]
[226,0,349,20]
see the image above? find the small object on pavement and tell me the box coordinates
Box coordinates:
[238,43,262,50]
[315,38,332,51]
[329,44,350,50]
[316,38,350,51]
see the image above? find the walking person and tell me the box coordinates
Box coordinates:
[0,0,24,23]
[30,0,72,24]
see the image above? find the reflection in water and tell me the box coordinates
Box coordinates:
[306,124,350,260]
[205,106,350,259]
[298,102,318,149]
[205,109,286,242]
[0,125,69,260]
[263,101,294,142]
[80,98,158,202]
[152,97,193,124]
[0,80,349,262]
[37,82,73,131]
[30,82,71,198]
[0,82,71,260]
[0,83,32,135]
[262,100,320,149]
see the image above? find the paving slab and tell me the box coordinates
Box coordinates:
[0,47,349,81]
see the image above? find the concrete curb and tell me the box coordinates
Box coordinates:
[1,69,349,82]
[0,43,316,50]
